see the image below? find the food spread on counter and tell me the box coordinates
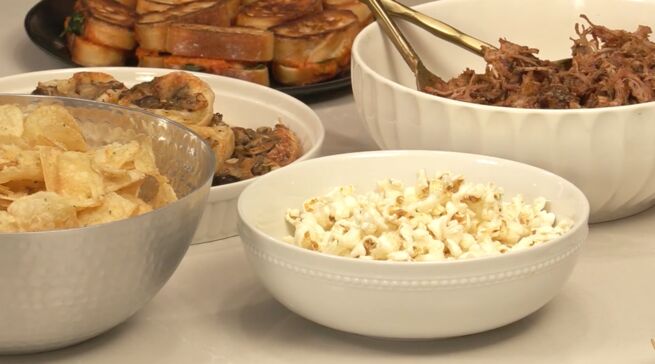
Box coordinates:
[32,71,304,185]
[0,103,177,232]
[285,170,573,261]
[61,0,372,86]
[424,16,655,109]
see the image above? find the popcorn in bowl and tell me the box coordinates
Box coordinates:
[284,170,573,261]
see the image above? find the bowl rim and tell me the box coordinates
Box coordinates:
[0,93,216,237]
[352,0,655,114]
[0,66,327,197]
[237,149,591,267]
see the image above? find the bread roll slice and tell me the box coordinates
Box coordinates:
[66,0,136,51]
[67,33,128,66]
[117,71,215,126]
[135,0,240,51]
[32,72,128,104]
[236,0,323,30]
[272,10,358,66]
[166,24,274,62]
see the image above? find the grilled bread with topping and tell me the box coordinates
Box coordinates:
[67,33,128,66]
[166,24,274,62]
[32,72,128,104]
[136,48,271,86]
[63,0,136,57]
[216,124,303,182]
[117,71,215,126]
[114,0,137,9]
[135,47,166,67]
[323,0,372,28]
[135,0,240,52]
[271,10,359,85]
[236,0,323,30]
[135,0,196,14]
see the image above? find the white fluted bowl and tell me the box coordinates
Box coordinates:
[238,150,589,339]
[351,0,655,223]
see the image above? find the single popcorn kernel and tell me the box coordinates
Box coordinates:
[284,170,574,262]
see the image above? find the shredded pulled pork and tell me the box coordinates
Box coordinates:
[424,16,655,109]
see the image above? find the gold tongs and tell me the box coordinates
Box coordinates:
[378,0,494,58]
[361,0,572,90]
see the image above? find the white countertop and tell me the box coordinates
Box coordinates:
[2,1,655,363]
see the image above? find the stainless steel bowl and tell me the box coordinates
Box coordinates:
[0,95,215,354]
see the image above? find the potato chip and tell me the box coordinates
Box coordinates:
[0,103,178,232]
[7,191,78,231]
[151,176,178,209]
[23,104,88,152]
[115,178,143,198]
[0,149,43,185]
[77,192,137,227]
[0,211,17,232]
[2,180,44,197]
[39,148,104,208]
[0,135,29,149]
[91,141,146,193]
[104,170,145,193]
[134,138,159,176]
[118,192,153,216]
[0,105,24,137]
[92,141,140,176]
[0,183,29,200]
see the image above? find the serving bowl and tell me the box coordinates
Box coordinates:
[238,150,589,339]
[351,0,655,223]
[0,94,214,353]
[0,67,325,243]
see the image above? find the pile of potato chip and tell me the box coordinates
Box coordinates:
[0,103,177,233]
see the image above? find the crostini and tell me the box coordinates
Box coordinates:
[236,0,323,30]
[271,10,359,85]
[135,0,240,52]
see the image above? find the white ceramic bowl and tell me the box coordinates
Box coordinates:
[351,0,655,223]
[0,67,325,243]
[238,150,589,339]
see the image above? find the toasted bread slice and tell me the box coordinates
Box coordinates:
[135,0,199,14]
[118,71,215,126]
[323,0,372,28]
[135,48,270,86]
[32,72,128,103]
[114,0,137,8]
[135,47,166,67]
[67,33,128,66]
[65,0,136,50]
[135,0,240,51]
[236,0,323,30]
[272,52,350,85]
[272,10,358,66]
[164,56,270,86]
[166,24,274,62]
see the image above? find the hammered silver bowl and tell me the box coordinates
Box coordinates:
[0,95,215,354]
